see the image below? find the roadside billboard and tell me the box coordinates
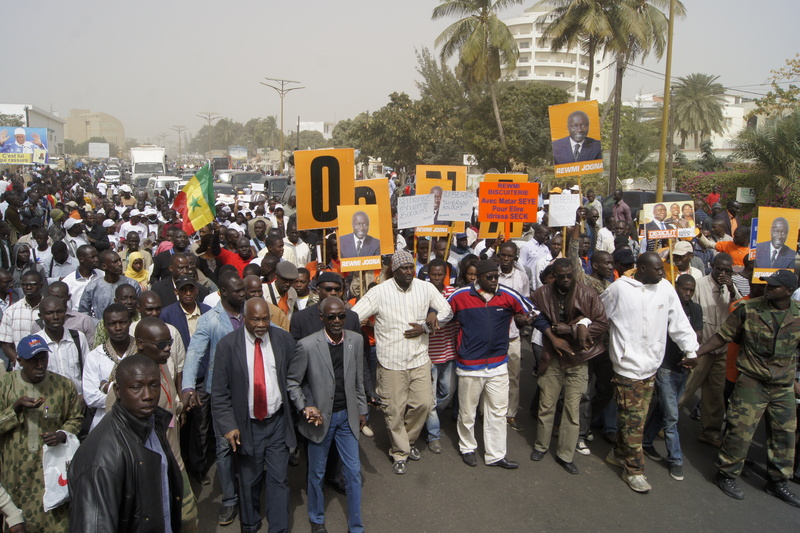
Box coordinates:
[0,127,48,165]
[89,142,110,159]
[229,145,248,161]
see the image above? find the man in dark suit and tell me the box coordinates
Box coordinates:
[150,228,191,283]
[552,110,603,165]
[212,297,297,533]
[644,203,674,252]
[339,211,381,258]
[160,275,212,349]
[755,217,797,268]
[290,272,361,340]
[287,297,367,533]
[151,252,209,307]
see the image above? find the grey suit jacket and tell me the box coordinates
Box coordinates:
[286,329,367,443]
[211,326,297,456]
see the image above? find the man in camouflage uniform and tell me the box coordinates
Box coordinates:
[691,269,800,507]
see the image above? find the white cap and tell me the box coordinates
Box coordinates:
[14,128,25,136]
[63,218,82,230]
[102,219,115,228]
[570,184,581,191]
[130,209,142,217]
[120,185,132,193]
[144,207,158,216]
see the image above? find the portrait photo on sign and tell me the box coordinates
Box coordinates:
[415,165,467,235]
[640,201,696,239]
[548,101,603,177]
[753,207,800,278]
[337,204,383,272]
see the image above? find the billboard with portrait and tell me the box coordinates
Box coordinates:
[640,201,696,240]
[0,127,48,165]
[752,207,800,282]
[548,101,602,178]
[337,204,383,272]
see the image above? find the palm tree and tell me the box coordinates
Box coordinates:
[535,0,624,101]
[735,110,800,190]
[432,0,524,151]
[672,73,726,149]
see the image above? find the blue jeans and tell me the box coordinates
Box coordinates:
[308,410,363,532]
[643,368,688,466]
[425,360,456,441]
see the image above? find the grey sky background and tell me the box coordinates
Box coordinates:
[5,1,796,143]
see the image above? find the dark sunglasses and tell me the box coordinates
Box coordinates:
[324,313,347,321]
[137,338,174,350]
[483,274,499,281]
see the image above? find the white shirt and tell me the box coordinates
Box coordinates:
[118,221,148,242]
[39,329,89,395]
[597,227,615,254]
[63,269,101,311]
[42,255,79,283]
[245,328,282,419]
[83,344,121,429]
[283,238,310,268]
[519,239,550,273]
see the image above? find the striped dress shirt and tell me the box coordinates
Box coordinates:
[352,278,453,371]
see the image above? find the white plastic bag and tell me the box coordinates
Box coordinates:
[42,432,80,512]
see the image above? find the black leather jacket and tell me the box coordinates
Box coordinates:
[68,402,183,532]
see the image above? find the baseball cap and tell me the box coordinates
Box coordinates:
[63,218,82,230]
[17,334,50,360]
[175,275,197,290]
[550,187,563,194]
[130,209,142,217]
[120,185,132,193]
[102,219,115,228]
[612,248,636,265]
[672,241,694,256]
[765,269,798,291]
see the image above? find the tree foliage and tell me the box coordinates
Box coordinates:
[735,110,800,189]
[754,53,800,117]
[671,73,726,148]
[0,114,24,127]
[187,116,282,156]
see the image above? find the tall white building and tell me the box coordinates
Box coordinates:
[500,5,612,102]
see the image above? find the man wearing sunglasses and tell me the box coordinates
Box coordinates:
[448,259,535,469]
[287,297,367,533]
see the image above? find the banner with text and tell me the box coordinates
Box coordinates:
[548,101,603,178]
[295,149,355,230]
[415,165,467,236]
[438,190,475,222]
[478,174,529,238]
[478,181,539,224]
[0,127,49,165]
[337,204,383,272]
[548,193,582,227]
[397,195,434,229]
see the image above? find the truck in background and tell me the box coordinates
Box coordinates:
[130,146,167,184]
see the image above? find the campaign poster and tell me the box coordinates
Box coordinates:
[415,165,467,236]
[295,149,355,231]
[354,178,394,255]
[548,101,602,178]
[640,201,696,240]
[337,204,383,272]
[477,182,539,224]
[0,127,49,165]
[229,145,248,161]
[752,207,800,282]
[478,174,529,239]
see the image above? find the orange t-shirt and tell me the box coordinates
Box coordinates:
[715,241,749,267]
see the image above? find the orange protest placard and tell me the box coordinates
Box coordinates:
[415,165,467,236]
[549,101,603,178]
[478,182,539,223]
[478,174,529,239]
[295,149,355,230]
[354,178,395,256]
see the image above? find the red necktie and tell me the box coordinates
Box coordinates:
[253,338,267,420]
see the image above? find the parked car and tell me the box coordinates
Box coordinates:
[104,169,121,183]
[230,171,265,195]
[602,190,692,222]
[145,176,182,200]
[265,176,289,201]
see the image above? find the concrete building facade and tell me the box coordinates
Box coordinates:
[0,103,66,154]
[500,5,613,103]
[64,108,126,147]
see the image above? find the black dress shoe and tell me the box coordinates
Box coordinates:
[530,449,546,461]
[310,522,328,533]
[219,505,238,526]
[488,458,519,469]
[461,452,477,467]
[715,473,744,500]
[556,457,579,475]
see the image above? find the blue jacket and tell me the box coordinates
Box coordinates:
[182,302,239,393]
[160,301,212,349]
[448,284,533,371]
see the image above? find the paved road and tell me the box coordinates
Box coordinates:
[195,346,800,531]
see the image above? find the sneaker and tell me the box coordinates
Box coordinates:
[622,472,651,493]
[643,445,662,461]
[507,417,523,431]
[575,439,591,456]
[765,480,800,508]
[428,439,442,454]
[310,523,328,533]
[586,432,594,442]
[669,464,684,481]
[715,473,744,500]
[408,446,421,461]
[219,505,238,526]
[361,425,374,437]
[605,449,623,468]
[392,460,407,475]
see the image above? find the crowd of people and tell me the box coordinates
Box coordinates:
[0,165,796,532]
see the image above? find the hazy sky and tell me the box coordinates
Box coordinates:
[6,1,796,143]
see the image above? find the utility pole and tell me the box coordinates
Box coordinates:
[196,111,221,158]
[655,0,676,203]
[171,125,187,163]
[155,132,168,148]
[260,78,304,173]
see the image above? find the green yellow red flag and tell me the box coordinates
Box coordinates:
[171,163,216,234]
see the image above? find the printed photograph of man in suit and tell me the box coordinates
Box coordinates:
[339,211,381,258]
[552,110,603,165]
[755,216,797,268]
[431,186,444,225]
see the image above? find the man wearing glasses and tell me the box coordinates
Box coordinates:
[448,259,534,469]
[287,297,368,533]
[679,253,741,448]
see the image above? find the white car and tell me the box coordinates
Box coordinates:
[104,169,121,183]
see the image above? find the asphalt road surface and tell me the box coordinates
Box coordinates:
[195,345,800,532]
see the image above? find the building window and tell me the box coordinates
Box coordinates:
[518,69,529,77]
[519,41,530,49]
[555,71,565,78]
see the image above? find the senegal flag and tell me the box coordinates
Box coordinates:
[172,163,216,234]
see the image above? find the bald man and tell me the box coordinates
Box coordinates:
[138,291,186,390]
[212,298,297,533]
[244,274,290,332]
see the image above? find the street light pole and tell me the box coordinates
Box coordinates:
[260,78,304,173]
[196,111,221,158]
[171,125,187,164]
